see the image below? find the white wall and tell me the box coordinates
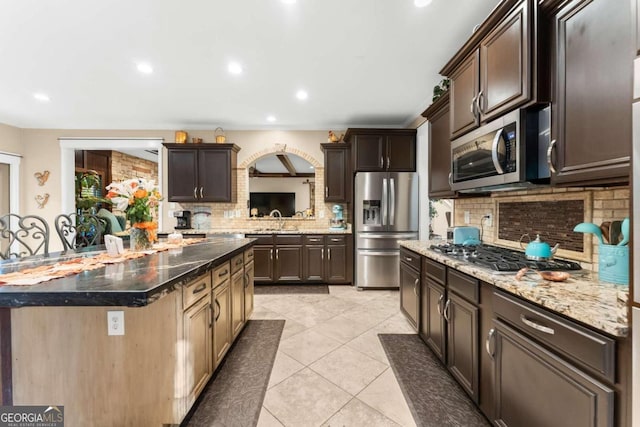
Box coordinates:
[416,121,430,240]
[248,177,313,213]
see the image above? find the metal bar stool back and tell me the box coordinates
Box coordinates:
[55,213,106,251]
[0,214,50,260]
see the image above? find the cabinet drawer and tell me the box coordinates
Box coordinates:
[213,262,231,288]
[400,248,421,271]
[231,253,244,274]
[326,235,346,245]
[183,272,212,309]
[304,235,325,245]
[245,235,273,245]
[448,269,479,304]
[423,257,446,285]
[493,291,615,382]
[275,235,302,245]
[244,247,254,264]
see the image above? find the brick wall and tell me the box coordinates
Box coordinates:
[454,186,630,270]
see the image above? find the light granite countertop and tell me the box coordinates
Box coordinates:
[161,228,352,235]
[399,240,629,338]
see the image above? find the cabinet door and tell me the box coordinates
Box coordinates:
[244,261,254,320]
[253,245,274,283]
[551,0,631,185]
[324,146,350,202]
[386,134,416,172]
[230,270,245,339]
[275,246,303,282]
[450,51,480,139]
[303,245,324,282]
[479,0,529,122]
[326,244,348,283]
[493,320,614,427]
[213,282,232,367]
[399,262,419,330]
[446,292,479,403]
[420,279,446,363]
[354,135,385,171]
[184,296,212,403]
[167,149,199,202]
[199,148,232,202]
[428,97,455,198]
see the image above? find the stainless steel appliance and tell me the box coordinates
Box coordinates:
[174,210,191,229]
[451,107,551,192]
[430,243,582,272]
[355,172,418,289]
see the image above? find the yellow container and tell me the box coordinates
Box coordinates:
[214,127,226,144]
[175,130,188,144]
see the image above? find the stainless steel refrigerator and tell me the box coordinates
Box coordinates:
[355,172,418,289]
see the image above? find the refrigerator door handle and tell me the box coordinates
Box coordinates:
[382,178,388,226]
[389,178,395,226]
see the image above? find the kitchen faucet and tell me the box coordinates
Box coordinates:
[269,209,284,230]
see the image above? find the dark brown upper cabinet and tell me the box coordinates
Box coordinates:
[164,143,239,203]
[442,0,545,140]
[422,92,455,198]
[344,129,417,172]
[546,0,632,186]
[321,143,351,203]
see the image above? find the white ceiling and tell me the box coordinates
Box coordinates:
[0,0,500,131]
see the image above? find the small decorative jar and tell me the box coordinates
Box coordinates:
[215,127,226,144]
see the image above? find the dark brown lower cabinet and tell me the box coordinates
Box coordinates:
[446,292,479,403]
[326,242,348,283]
[492,320,614,427]
[421,279,446,362]
[252,245,274,283]
[303,244,324,281]
[274,246,303,282]
[399,261,420,330]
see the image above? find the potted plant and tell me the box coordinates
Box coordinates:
[75,170,111,213]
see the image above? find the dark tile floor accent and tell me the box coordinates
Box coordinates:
[378,334,490,427]
[184,320,285,427]
[254,284,329,294]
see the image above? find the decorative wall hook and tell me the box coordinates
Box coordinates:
[34,170,50,186]
[35,193,50,209]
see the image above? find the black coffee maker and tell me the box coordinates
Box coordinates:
[174,210,192,229]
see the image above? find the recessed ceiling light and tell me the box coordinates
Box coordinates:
[414,0,433,7]
[228,61,243,75]
[266,115,277,122]
[136,62,154,74]
[33,93,50,102]
[296,90,308,101]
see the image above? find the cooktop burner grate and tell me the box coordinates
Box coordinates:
[430,243,582,272]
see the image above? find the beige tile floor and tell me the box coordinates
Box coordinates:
[253,286,418,427]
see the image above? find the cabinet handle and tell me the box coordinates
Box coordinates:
[193,187,198,199]
[443,299,451,321]
[413,278,419,296]
[200,187,204,198]
[520,314,555,335]
[330,238,341,242]
[276,249,279,260]
[321,248,324,261]
[215,299,221,321]
[218,269,228,278]
[245,273,250,289]
[270,249,273,260]
[470,95,477,115]
[192,282,207,295]
[547,139,557,174]
[387,156,390,169]
[380,156,384,168]
[235,258,243,266]
[477,90,484,115]
[328,248,331,260]
[448,172,453,187]
[486,328,496,359]
[405,257,412,262]
[325,186,328,198]
[437,294,444,315]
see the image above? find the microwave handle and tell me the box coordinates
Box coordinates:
[491,129,505,175]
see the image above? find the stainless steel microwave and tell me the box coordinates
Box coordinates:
[450,107,550,192]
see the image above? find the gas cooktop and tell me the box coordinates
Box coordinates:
[430,243,582,272]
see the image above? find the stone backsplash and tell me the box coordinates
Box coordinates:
[453,186,630,270]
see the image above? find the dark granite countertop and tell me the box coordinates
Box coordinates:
[0,238,255,308]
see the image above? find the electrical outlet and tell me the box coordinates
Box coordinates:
[464,211,470,224]
[485,213,493,227]
[223,210,229,219]
[107,311,125,336]
[319,209,325,219]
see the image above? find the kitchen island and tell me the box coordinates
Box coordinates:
[0,238,255,426]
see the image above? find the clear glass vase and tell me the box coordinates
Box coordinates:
[130,225,153,251]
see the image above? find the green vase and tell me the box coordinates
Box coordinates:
[130,226,153,251]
